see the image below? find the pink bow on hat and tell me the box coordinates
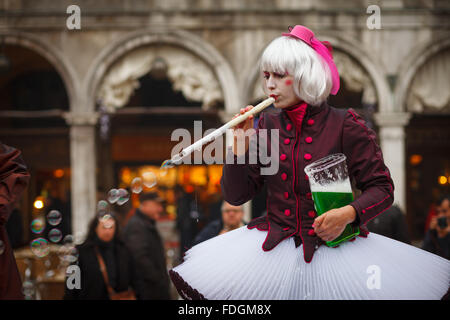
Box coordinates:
[282,25,340,95]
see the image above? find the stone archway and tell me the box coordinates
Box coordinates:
[389,36,450,217]
[95,44,225,112]
[395,35,450,114]
[70,28,241,238]
[395,38,450,239]
[0,30,81,242]
[0,30,79,109]
[85,28,240,115]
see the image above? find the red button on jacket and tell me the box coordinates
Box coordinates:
[305,137,312,143]
[308,229,316,236]
[306,192,312,200]
[281,173,287,180]
[284,192,289,199]
[308,210,316,218]
[307,119,315,126]
[286,124,292,131]
[280,154,287,161]
[304,153,312,160]
[284,209,291,216]
[284,138,290,145]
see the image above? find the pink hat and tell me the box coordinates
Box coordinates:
[282,25,340,95]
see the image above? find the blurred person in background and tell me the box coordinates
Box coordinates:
[176,185,204,257]
[123,192,171,300]
[424,202,438,233]
[424,188,442,233]
[207,184,224,223]
[64,214,136,300]
[422,195,450,259]
[366,205,411,244]
[193,201,246,246]
[0,143,30,299]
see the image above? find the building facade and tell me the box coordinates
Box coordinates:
[1,0,449,244]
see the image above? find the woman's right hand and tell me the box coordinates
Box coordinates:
[232,105,255,156]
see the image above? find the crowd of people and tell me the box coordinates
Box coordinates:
[63,190,247,300]
[63,191,171,300]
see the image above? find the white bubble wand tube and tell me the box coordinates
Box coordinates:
[161,97,275,168]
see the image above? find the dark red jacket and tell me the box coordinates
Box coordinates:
[221,102,394,263]
[0,143,30,299]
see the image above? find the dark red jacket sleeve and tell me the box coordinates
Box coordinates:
[0,143,30,299]
[343,109,394,227]
[221,114,266,206]
[0,143,30,226]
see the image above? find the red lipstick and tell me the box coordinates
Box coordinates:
[269,94,279,101]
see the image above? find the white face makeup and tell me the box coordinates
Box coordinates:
[263,71,302,109]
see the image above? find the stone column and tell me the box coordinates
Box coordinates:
[64,112,99,243]
[374,112,412,212]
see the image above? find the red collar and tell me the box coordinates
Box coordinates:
[284,102,308,129]
[284,101,307,112]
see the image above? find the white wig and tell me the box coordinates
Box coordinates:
[260,36,333,106]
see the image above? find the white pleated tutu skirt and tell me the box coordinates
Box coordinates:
[169,226,450,300]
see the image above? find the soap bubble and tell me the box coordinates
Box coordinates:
[30,218,45,234]
[160,159,174,169]
[107,188,120,204]
[47,210,62,226]
[58,245,69,260]
[131,177,143,194]
[116,188,129,205]
[64,246,79,263]
[98,200,108,210]
[22,280,36,300]
[48,228,62,243]
[58,245,78,264]
[99,214,115,229]
[74,231,85,245]
[30,238,50,258]
[97,200,109,216]
[63,234,74,246]
[142,171,157,188]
